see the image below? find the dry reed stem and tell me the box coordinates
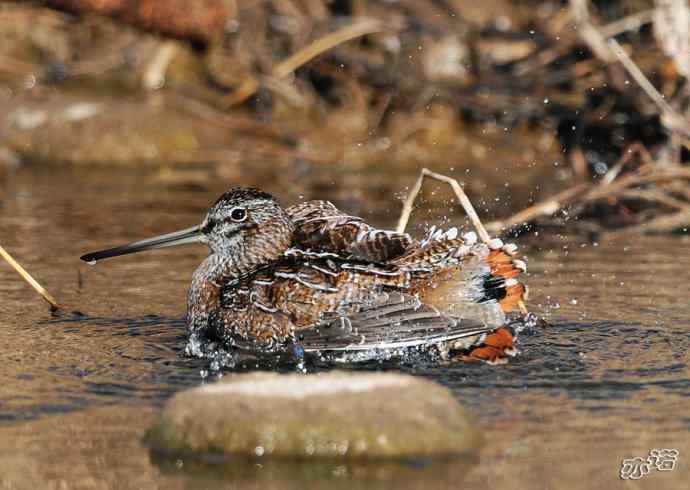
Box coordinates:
[223,18,385,107]
[0,245,60,310]
[396,168,492,244]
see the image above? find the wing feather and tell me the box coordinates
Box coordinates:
[295,292,493,352]
[288,200,414,262]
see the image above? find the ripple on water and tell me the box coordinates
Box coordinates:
[0,314,206,422]
[1,170,689,488]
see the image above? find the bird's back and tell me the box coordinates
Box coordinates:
[205,200,526,361]
[288,199,525,318]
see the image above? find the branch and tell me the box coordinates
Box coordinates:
[607,38,690,137]
[570,0,690,138]
[396,168,492,244]
[0,245,60,311]
[223,19,386,107]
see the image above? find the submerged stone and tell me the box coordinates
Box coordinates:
[146,371,480,460]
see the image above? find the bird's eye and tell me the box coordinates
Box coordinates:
[229,207,247,222]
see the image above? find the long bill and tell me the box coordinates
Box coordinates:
[80,225,202,263]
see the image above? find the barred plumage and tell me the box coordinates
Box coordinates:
[81,186,528,362]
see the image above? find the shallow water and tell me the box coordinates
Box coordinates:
[1,168,688,489]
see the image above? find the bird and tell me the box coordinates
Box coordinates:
[81,186,528,363]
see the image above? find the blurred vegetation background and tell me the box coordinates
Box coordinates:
[0,0,688,234]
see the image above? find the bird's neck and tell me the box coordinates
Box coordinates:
[186,216,294,333]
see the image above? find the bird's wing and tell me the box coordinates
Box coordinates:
[294,292,495,352]
[287,200,415,262]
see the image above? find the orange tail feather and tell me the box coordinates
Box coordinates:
[485,250,527,314]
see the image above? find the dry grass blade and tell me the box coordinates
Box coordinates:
[223,18,385,107]
[396,168,492,244]
[0,244,60,310]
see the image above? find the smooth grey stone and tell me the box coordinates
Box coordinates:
[146,371,481,460]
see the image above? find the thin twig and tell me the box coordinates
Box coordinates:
[570,0,690,138]
[396,168,492,244]
[603,208,690,236]
[174,95,285,137]
[486,183,590,234]
[485,141,688,233]
[583,167,690,202]
[570,0,614,62]
[142,41,178,90]
[259,74,306,106]
[617,189,690,210]
[607,38,689,137]
[515,7,652,78]
[223,18,385,107]
[599,9,654,38]
[599,142,654,185]
[485,158,690,234]
[0,245,60,310]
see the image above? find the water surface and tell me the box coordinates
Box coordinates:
[1,168,688,489]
